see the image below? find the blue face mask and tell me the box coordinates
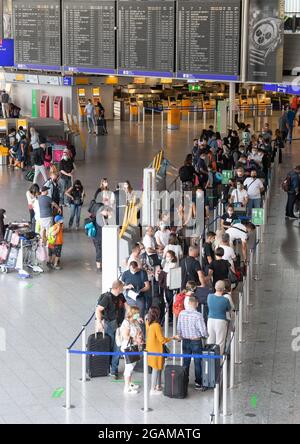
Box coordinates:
[133,314,140,321]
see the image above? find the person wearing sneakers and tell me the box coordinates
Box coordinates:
[120,306,144,394]
[146,306,173,395]
[47,215,64,270]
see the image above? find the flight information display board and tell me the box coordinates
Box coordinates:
[177,0,241,81]
[12,0,61,70]
[118,0,175,77]
[62,0,116,74]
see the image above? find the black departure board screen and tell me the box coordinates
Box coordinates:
[62,0,116,74]
[177,0,241,81]
[118,0,175,77]
[13,0,61,70]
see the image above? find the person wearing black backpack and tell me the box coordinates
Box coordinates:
[32,146,48,185]
[285,166,300,219]
[179,155,196,191]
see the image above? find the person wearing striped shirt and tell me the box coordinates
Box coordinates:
[177,296,208,391]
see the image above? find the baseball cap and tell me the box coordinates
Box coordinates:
[54,215,64,223]
[41,186,49,192]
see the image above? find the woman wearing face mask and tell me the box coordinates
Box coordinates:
[120,306,144,394]
[230,181,248,212]
[221,204,236,230]
[65,179,85,229]
[59,149,75,206]
[94,178,115,208]
[243,169,264,215]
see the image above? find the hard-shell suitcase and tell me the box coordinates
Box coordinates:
[86,332,111,378]
[24,169,34,182]
[5,247,19,269]
[201,344,221,388]
[164,365,189,399]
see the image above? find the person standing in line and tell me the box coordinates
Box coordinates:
[243,169,264,216]
[285,165,300,219]
[146,306,173,395]
[95,280,128,380]
[177,296,208,391]
[59,149,75,206]
[287,106,296,144]
[38,186,61,240]
[122,261,150,319]
[65,179,85,229]
[1,90,10,118]
[120,306,144,394]
[32,145,48,185]
[85,99,96,134]
[26,184,40,230]
[207,280,231,355]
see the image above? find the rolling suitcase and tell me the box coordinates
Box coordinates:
[164,365,189,399]
[86,332,111,378]
[201,344,221,388]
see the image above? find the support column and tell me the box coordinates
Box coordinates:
[229,82,235,129]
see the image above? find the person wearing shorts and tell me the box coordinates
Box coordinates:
[48,215,64,270]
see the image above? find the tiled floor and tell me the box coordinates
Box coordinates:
[0,113,299,424]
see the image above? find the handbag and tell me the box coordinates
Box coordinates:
[36,241,48,262]
[124,338,141,364]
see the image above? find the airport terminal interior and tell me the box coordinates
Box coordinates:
[0,0,300,426]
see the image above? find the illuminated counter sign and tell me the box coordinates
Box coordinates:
[62,0,116,74]
[176,0,241,81]
[118,0,175,77]
[0,39,14,67]
[13,0,61,70]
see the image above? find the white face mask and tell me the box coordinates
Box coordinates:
[130,270,137,275]
[63,155,68,161]
[3,214,6,219]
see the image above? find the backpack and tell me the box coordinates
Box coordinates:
[173,292,187,318]
[84,220,96,238]
[282,175,291,193]
[47,226,56,245]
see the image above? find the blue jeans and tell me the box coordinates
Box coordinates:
[182,339,203,385]
[104,320,120,375]
[87,116,95,133]
[288,125,294,143]
[69,204,82,228]
[247,198,261,216]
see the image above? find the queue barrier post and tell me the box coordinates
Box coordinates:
[246,264,251,307]
[80,327,90,383]
[239,292,244,343]
[64,349,74,409]
[222,355,228,416]
[234,312,242,365]
[142,350,152,413]
[143,107,145,123]
[213,383,220,424]
[230,332,235,389]
[213,208,218,232]
[152,109,154,126]
[243,277,249,324]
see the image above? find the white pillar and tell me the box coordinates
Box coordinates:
[229,82,235,129]
[102,226,119,293]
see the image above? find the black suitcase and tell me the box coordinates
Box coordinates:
[201,344,221,388]
[86,332,111,378]
[164,365,189,399]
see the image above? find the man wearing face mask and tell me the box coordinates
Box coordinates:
[230,181,248,212]
[235,155,248,170]
[195,150,209,188]
[221,204,236,230]
[248,146,262,169]
[244,170,264,216]
[59,149,75,206]
[122,261,150,319]
[234,167,247,184]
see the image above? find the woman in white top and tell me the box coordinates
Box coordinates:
[163,233,183,265]
[120,306,144,394]
[95,178,115,208]
[123,180,136,204]
[162,250,178,288]
[230,182,248,209]
[26,184,40,229]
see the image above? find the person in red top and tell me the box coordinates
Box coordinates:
[48,215,64,270]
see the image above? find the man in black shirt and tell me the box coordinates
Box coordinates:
[59,149,74,206]
[122,261,150,318]
[207,247,232,289]
[203,231,216,275]
[180,246,205,290]
[95,280,128,379]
